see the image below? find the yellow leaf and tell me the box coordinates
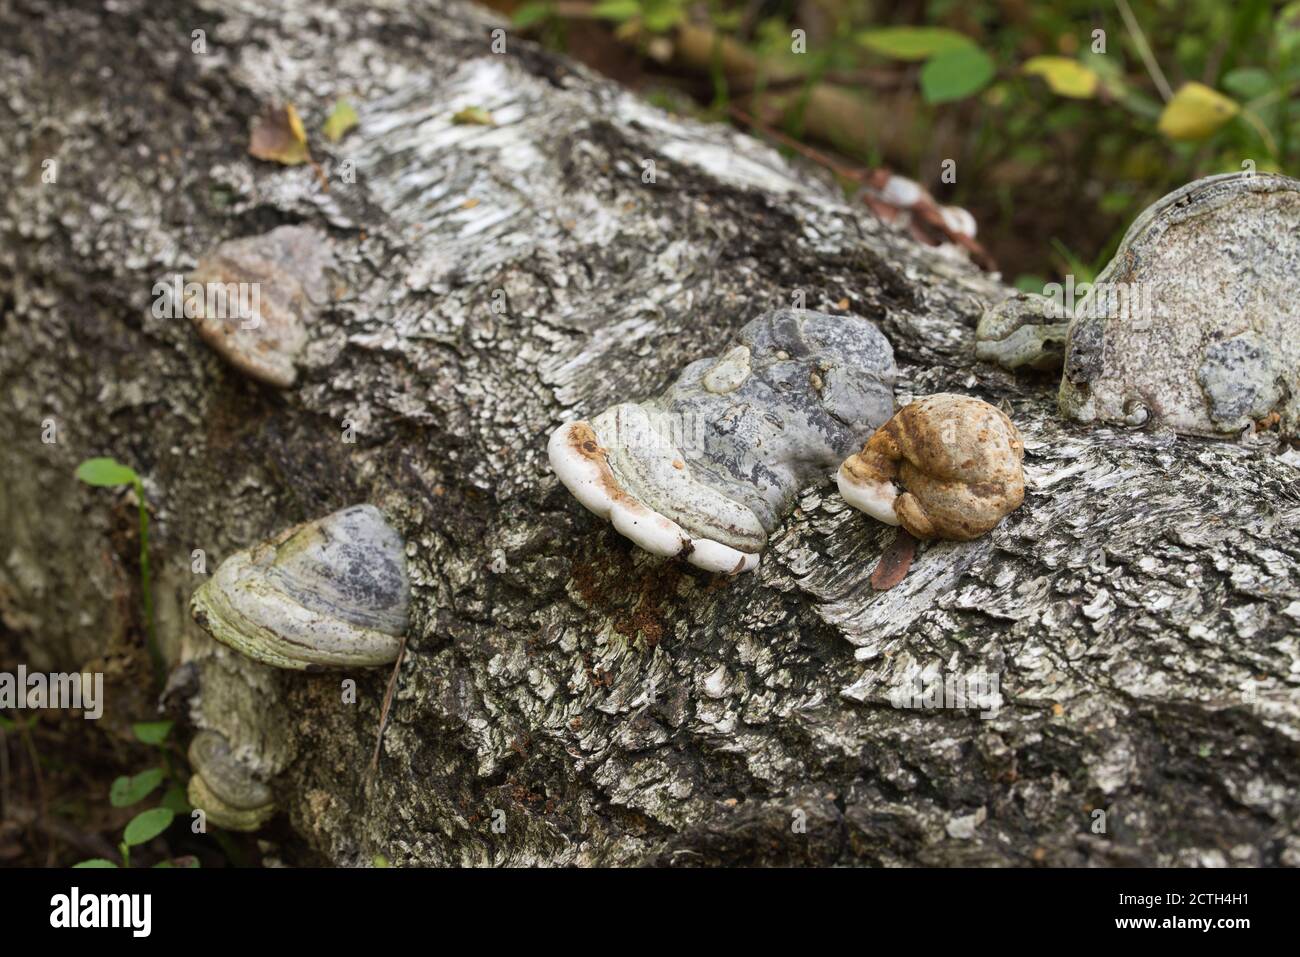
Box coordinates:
[286,104,306,143]
[613,19,642,42]
[322,100,359,143]
[1021,56,1099,99]
[451,107,494,126]
[249,104,311,165]
[1157,83,1239,141]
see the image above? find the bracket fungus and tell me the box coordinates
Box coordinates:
[1058,172,1300,438]
[548,309,897,573]
[190,505,409,671]
[186,731,275,833]
[837,394,1025,541]
[975,290,1071,372]
[188,224,335,388]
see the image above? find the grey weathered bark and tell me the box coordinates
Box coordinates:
[2,0,1299,867]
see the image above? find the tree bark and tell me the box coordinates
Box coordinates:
[2,0,1298,867]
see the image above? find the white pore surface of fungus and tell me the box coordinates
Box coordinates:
[547,421,760,575]
[835,469,901,526]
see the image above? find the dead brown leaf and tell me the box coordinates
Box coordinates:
[870,529,918,591]
[249,104,311,165]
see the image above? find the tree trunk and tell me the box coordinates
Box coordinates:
[2,0,1298,867]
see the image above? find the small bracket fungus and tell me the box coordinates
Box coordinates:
[549,309,897,573]
[1058,172,1300,438]
[186,731,275,833]
[190,505,409,670]
[837,394,1025,541]
[858,171,994,268]
[975,290,1071,372]
[188,224,335,388]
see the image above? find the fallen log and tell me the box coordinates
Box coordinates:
[1,0,1297,866]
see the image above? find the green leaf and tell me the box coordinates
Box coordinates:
[512,2,553,28]
[110,768,165,808]
[132,720,173,745]
[1221,68,1272,101]
[858,26,974,61]
[123,807,175,847]
[160,784,191,815]
[1049,238,1095,282]
[73,859,119,868]
[1119,88,1164,121]
[1278,2,1300,57]
[1080,49,1126,98]
[321,100,359,143]
[1021,56,1099,99]
[591,0,641,22]
[921,47,995,104]
[640,0,685,32]
[75,457,139,488]
[1099,191,1133,215]
[710,9,742,30]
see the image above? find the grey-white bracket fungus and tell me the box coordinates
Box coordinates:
[190,504,409,671]
[1059,172,1300,438]
[188,224,335,388]
[837,393,1025,541]
[975,290,1071,372]
[862,171,983,257]
[549,309,897,574]
[186,730,275,833]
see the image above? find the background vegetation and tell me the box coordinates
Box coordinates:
[498,0,1299,288]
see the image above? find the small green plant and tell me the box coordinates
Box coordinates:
[75,457,161,683]
[73,720,193,868]
[506,0,1300,283]
[859,26,996,104]
[513,0,689,36]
